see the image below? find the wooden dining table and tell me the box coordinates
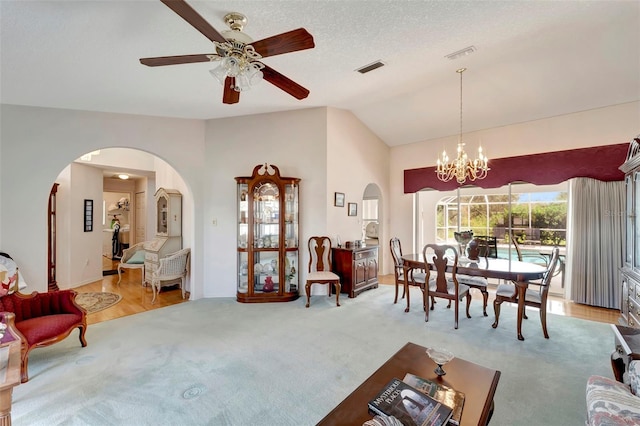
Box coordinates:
[401,253,547,341]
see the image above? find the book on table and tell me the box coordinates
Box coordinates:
[367,378,453,426]
[402,373,465,426]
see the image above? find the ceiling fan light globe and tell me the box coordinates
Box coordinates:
[209,63,229,85]
[235,73,254,92]
[246,64,264,84]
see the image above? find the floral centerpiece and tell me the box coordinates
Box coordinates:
[454,230,474,258]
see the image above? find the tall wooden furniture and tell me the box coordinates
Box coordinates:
[236,164,300,303]
[305,236,340,308]
[47,183,59,291]
[331,246,379,298]
[144,188,182,285]
[620,135,640,327]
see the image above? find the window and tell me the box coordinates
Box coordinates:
[420,182,568,250]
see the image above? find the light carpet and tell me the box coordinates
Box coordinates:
[14,285,612,425]
[75,292,122,314]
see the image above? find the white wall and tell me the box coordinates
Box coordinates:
[326,108,391,273]
[56,162,103,288]
[0,104,205,294]
[203,107,328,297]
[1,101,636,298]
[389,101,640,255]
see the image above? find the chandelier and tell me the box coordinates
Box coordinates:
[208,13,264,93]
[436,68,489,184]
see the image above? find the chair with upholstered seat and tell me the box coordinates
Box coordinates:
[456,238,490,316]
[472,235,498,258]
[117,242,147,286]
[508,232,548,265]
[491,246,560,338]
[305,236,340,308]
[389,237,426,305]
[0,252,87,382]
[150,248,190,304]
[423,244,471,329]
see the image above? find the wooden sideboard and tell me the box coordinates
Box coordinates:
[331,246,379,298]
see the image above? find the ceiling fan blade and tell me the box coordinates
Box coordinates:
[223,77,240,104]
[262,65,310,100]
[160,0,227,44]
[251,28,315,58]
[140,54,216,67]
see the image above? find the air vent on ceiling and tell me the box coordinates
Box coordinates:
[356,60,385,74]
[445,46,477,60]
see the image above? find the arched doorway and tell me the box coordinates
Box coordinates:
[51,147,189,319]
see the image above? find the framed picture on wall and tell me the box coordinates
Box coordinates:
[348,202,357,217]
[84,199,93,232]
[334,192,345,207]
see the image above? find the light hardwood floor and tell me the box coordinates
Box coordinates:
[74,257,189,325]
[76,259,619,325]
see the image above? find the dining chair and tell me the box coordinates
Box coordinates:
[389,237,426,305]
[117,242,147,287]
[423,244,471,329]
[456,239,489,316]
[472,235,498,258]
[305,236,341,308]
[508,232,548,265]
[491,246,560,338]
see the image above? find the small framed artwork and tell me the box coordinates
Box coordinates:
[334,192,345,207]
[348,202,357,217]
[84,199,93,232]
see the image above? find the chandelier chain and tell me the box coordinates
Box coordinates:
[459,68,463,145]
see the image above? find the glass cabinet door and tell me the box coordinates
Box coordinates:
[284,183,299,249]
[157,193,168,235]
[626,174,633,266]
[253,181,280,294]
[634,172,640,268]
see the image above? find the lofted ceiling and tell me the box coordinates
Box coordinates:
[1,0,638,147]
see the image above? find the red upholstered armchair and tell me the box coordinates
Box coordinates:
[0,253,87,382]
[0,290,87,382]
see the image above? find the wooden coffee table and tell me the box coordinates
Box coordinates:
[317,342,501,426]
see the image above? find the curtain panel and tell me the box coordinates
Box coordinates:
[568,178,624,308]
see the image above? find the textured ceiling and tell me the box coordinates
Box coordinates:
[1,0,639,147]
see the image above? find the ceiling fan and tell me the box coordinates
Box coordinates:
[140,0,315,104]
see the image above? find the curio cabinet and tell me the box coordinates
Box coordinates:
[236,164,300,303]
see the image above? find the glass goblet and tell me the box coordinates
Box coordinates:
[426,347,454,376]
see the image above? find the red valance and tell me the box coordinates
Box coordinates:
[404,143,628,193]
